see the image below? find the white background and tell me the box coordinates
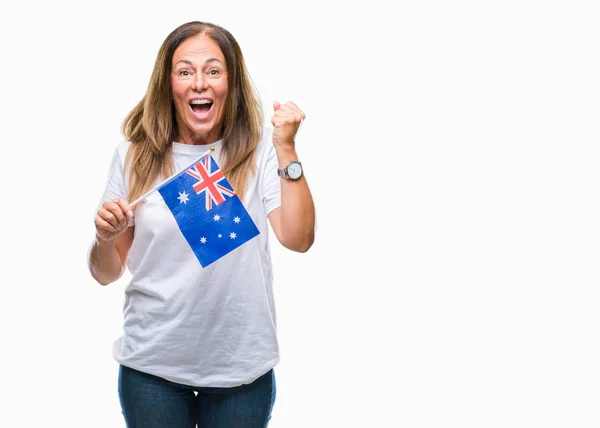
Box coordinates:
[1,0,599,427]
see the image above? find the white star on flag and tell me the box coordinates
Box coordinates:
[178,191,190,204]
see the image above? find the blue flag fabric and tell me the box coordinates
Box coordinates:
[158,154,260,267]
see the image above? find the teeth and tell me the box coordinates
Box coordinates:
[190,99,212,105]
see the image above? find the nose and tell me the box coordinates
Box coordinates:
[192,73,207,91]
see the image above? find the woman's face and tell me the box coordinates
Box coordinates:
[171,33,229,145]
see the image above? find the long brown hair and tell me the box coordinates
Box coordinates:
[122,21,263,203]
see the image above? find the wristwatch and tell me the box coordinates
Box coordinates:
[277,161,303,180]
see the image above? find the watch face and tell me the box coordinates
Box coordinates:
[287,162,302,179]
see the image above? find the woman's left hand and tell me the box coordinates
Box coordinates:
[271,101,305,150]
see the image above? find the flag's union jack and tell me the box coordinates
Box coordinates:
[186,157,235,210]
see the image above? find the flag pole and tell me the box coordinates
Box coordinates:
[129,147,215,207]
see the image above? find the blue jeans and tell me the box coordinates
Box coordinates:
[118,365,276,428]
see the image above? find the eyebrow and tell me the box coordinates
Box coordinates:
[174,58,224,67]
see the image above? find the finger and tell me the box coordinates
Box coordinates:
[273,101,281,111]
[285,101,305,117]
[273,109,287,119]
[275,102,293,114]
[114,198,134,218]
[272,113,303,128]
[275,108,305,125]
[105,199,128,224]
[99,208,121,230]
[292,113,304,124]
[95,216,118,233]
[272,113,284,124]
[100,203,126,229]
[276,102,301,115]
[273,108,301,123]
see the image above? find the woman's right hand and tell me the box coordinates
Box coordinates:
[94,198,134,242]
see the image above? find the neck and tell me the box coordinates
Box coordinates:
[176,128,222,146]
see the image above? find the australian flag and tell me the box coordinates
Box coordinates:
[158,154,260,267]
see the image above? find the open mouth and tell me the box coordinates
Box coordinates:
[189,99,213,115]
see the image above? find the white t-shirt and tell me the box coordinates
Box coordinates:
[98,127,281,388]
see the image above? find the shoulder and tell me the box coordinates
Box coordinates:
[110,140,133,172]
[254,127,274,163]
[116,140,132,161]
[106,140,133,181]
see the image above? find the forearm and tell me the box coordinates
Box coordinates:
[277,146,316,252]
[88,236,125,285]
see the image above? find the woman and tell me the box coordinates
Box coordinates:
[88,21,315,427]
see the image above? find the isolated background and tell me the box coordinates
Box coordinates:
[1,1,599,427]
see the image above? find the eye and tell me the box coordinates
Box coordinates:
[208,69,221,76]
[179,70,191,76]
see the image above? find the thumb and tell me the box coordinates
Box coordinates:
[273,101,281,111]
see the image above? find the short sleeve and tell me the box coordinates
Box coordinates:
[261,138,282,216]
[96,143,134,225]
